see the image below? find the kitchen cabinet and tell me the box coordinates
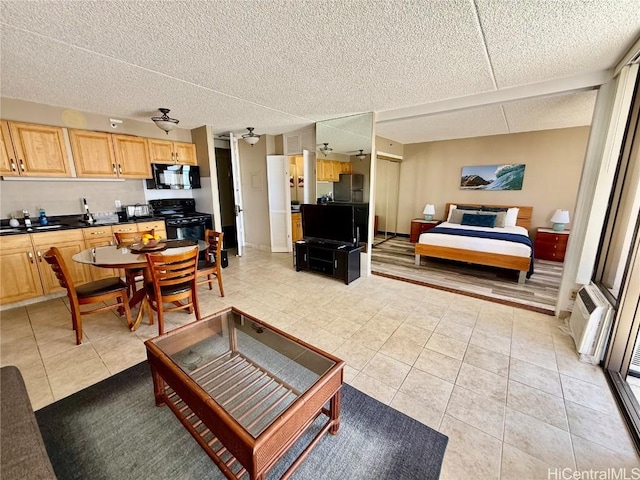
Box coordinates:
[112,134,152,178]
[31,230,91,295]
[340,162,353,175]
[1,121,70,177]
[69,129,118,178]
[148,139,197,166]
[291,212,302,243]
[0,234,44,304]
[82,226,117,280]
[136,220,167,239]
[317,160,339,182]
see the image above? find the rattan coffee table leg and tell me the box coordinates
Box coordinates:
[149,362,164,407]
[329,389,341,434]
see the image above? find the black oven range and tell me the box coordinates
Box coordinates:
[149,199,213,244]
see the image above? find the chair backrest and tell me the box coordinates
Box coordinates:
[204,229,224,264]
[43,247,77,298]
[115,229,154,247]
[146,247,199,292]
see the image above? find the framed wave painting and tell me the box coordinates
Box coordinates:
[460,164,526,190]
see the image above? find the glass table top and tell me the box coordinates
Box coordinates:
[149,308,338,438]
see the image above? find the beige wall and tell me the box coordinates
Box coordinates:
[396,127,591,235]
[376,135,404,157]
[238,136,272,251]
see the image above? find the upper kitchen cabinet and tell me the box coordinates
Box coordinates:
[112,134,152,178]
[1,121,70,177]
[148,139,197,166]
[69,129,118,178]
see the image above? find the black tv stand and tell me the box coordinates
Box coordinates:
[295,241,362,285]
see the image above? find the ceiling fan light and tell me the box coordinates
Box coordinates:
[356,149,366,160]
[242,127,260,146]
[151,108,179,134]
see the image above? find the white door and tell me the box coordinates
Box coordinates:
[303,149,316,204]
[266,155,292,252]
[229,133,245,256]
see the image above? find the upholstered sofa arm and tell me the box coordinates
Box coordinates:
[0,366,56,479]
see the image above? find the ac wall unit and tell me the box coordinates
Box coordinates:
[568,283,613,365]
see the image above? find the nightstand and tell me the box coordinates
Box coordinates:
[535,228,569,262]
[410,218,441,243]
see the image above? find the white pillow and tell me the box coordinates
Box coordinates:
[505,207,519,227]
[447,204,457,221]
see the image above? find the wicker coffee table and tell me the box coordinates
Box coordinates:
[145,307,344,479]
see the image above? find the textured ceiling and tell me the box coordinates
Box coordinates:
[1,1,638,144]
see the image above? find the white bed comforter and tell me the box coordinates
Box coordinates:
[418,222,531,258]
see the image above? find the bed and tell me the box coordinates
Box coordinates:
[414,203,534,284]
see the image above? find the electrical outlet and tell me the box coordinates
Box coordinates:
[115,200,121,209]
[570,289,578,300]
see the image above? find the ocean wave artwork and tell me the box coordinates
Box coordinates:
[460,164,525,190]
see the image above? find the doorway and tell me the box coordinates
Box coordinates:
[214,147,238,251]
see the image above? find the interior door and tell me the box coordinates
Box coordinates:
[266,155,292,252]
[303,149,316,204]
[229,133,245,256]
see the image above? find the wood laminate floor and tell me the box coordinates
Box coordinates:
[371,235,562,314]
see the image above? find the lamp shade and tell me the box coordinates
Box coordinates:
[242,127,260,146]
[423,204,435,215]
[550,209,570,224]
[423,204,435,220]
[550,209,570,231]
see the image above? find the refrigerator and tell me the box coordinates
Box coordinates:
[333,174,364,203]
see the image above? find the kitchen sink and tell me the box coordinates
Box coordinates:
[0,224,67,234]
[30,225,64,230]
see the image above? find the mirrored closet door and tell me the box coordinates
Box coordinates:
[374,157,401,240]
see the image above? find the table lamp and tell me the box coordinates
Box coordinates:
[423,204,435,221]
[550,209,570,231]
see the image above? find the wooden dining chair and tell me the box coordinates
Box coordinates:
[114,229,155,297]
[196,229,225,296]
[43,247,132,345]
[145,247,201,336]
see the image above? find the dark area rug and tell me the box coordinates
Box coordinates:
[36,362,448,480]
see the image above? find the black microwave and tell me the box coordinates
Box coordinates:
[146,164,201,189]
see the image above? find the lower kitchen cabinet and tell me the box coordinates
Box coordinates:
[0,234,44,304]
[82,226,116,280]
[136,220,167,239]
[31,230,91,295]
[291,212,302,243]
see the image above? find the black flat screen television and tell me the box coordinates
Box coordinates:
[300,204,355,246]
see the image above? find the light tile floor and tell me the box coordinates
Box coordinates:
[1,247,639,479]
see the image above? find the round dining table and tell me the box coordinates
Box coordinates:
[72,239,203,331]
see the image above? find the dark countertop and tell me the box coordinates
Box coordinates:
[0,215,167,236]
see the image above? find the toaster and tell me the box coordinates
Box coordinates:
[123,204,152,219]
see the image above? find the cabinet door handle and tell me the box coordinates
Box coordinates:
[27,251,34,263]
[171,152,175,162]
[175,152,179,162]
[334,260,338,269]
[19,159,25,171]
[37,251,42,262]
[112,163,117,174]
[91,231,105,235]
[10,159,16,172]
[303,254,307,261]
[118,164,123,174]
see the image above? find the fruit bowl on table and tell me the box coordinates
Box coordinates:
[144,238,160,247]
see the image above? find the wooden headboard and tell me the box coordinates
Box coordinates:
[444,203,533,230]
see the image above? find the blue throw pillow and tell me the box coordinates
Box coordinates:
[461,213,497,227]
